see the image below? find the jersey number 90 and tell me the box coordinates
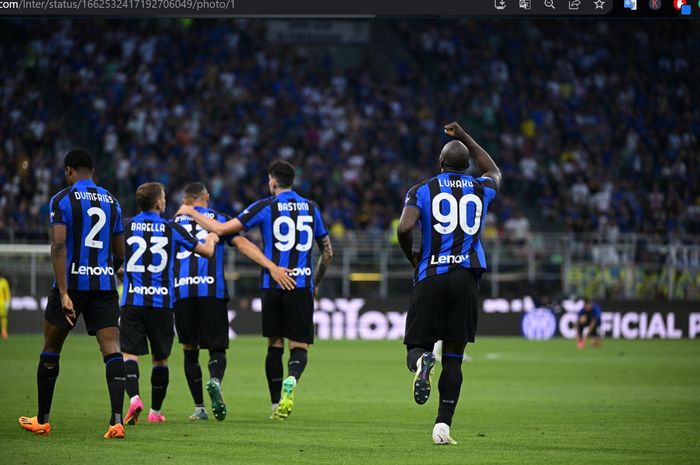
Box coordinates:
[432,193,483,235]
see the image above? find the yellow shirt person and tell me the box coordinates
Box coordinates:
[0,275,10,339]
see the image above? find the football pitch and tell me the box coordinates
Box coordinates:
[2,336,699,464]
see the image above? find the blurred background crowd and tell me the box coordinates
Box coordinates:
[1,19,699,242]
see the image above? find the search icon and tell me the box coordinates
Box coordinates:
[545,0,555,7]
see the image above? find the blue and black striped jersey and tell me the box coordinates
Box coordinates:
[404,173,497,285]
[121,211,199,309]
[49,179,123,291]
[173,207,236,301]
[237,191,328,290]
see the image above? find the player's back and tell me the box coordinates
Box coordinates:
[49,179,123,291]
[406,172,497,283]
[238,190,328,289]
[122,211,197,309]
[173,207,231,300]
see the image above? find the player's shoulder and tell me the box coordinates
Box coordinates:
[409,177,436,196]
[474,175,498,191]
[50,186,73,206]
[205,207,232,222]
[242,196,275,214]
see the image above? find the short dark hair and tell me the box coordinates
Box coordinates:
[136,182,164,212]
[269,160,295,189]
[183,182,208,200]
[64,148,94,170]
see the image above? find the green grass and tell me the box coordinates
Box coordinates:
[2,336,700,464]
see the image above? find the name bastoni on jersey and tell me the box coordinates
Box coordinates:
[131,222,166,232]
[71,263,115,276]
[277,202,309,212]
[128,283,169,295]
[72,191,115,203]
[174,276,215,287]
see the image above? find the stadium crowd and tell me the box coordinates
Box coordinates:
[1,19,698,241]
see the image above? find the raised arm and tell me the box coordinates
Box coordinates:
[313,235,333,293]
[176,205,244,236]
[444,121,502,190]
[397,206,421,267]
[231,235,296,290]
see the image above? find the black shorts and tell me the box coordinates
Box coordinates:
[45,288,119,336]
[174,297,229,350]
[404,268,480,346]
[119,305,174,360]
[261,288,315,344]
[578,314,601,337]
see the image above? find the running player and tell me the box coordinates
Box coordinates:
[576,298,602,349]
[173,182,296,422]
[177,160,333,420]
[120,182,218,426]
[396,122,501,445]
[19,148,127,439]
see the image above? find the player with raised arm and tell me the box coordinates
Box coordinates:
[177,160,333,420]
[172,182,296,422]
[19,148,128,439]
[120,183,218,426]
[396,122,501,445]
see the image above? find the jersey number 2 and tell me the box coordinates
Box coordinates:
[84,207,107,249]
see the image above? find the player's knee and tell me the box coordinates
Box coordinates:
[183,343,198,351]
[442,341,466,355]
[152,358,168,366]
[268,337,284,348]
[288,341,308,351]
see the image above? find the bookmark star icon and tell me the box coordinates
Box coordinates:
[594,0,605,8]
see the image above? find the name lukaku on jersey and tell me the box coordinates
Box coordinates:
[71,263,114,276]
[131,222,166,232]
[174,276,215,287]
[438,179,474,189]
[277,202,309,212]
[429,253,470,265]
[128,283,169,295]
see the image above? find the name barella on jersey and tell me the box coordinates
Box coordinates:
[49,179,123,291]
[404,172,497,284]
[237,191,328,290]
[173,207,236,301]
[121,211,199,309]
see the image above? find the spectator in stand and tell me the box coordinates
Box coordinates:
[0,19,698,242]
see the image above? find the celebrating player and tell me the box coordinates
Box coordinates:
[19,148,127,439]
[396,122,501,445]
[173,182,296,422]
[177,160,333,420]
[120,182,218,426]
[576,298,602,349]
